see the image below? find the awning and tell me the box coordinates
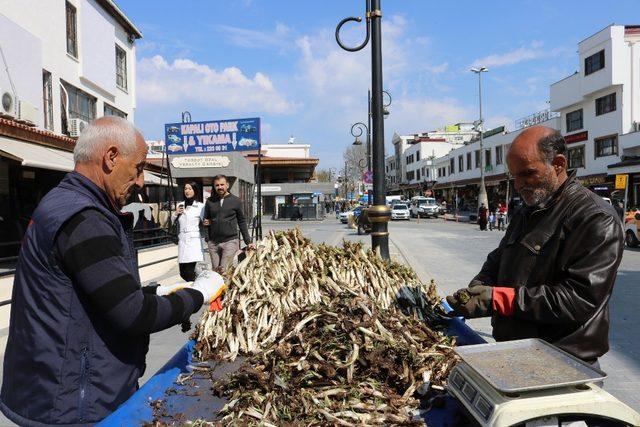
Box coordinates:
[0,136,74,172]
[144,171,177,186]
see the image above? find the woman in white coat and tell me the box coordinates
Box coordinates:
[173,181,206,281]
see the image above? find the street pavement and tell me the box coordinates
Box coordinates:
[0,216,638,425]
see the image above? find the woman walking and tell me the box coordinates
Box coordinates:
[173,181,206,281]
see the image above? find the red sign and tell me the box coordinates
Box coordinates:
[564,131,588,144]
[363,170,373,184]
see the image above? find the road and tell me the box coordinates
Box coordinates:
[0,216,638,425]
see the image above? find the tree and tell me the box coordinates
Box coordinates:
[341,145,367,197]
[315,169,333,183]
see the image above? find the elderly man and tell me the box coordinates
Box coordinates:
[1,117,226,426]
[446,126,623,364]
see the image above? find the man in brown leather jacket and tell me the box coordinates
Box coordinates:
[446,126,624,364]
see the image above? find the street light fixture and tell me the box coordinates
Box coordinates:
[336,0,391,259]
[470,66,489,214]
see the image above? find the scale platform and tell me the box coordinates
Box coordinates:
[447,339,640,427]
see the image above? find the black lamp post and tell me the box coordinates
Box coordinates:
[336,0,391,259]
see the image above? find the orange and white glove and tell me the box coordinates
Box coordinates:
[190,270,227,307]
[156,282,187,296]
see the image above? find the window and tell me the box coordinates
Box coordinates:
[496,145,503,165]
[66,2,78,58]
[416,150,421,161]
[466,152,472,170]
[450,158,455,174]
[425,168,429,178]
[595,93,616,116]
[406,171,415,181]
[566,109,583,132]
[104,103,127,118]
[63,82,97,123]
[567,146,585,169]
[475,150,481,169]
[595,135,618,157]
[42,70,53,130]
[116,45,127,90]
[485,149,492,168]
[585,50,605,76]
[458,155,464,173]
[416,169,421,181]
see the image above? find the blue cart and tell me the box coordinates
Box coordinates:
[100,309,485,426]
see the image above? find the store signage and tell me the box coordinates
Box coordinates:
[164,117,260,154]
[615,174,628,190]
[564,131,588,144]
[261,186,282,193]
[578,175,607,186]
[171,155,230,169]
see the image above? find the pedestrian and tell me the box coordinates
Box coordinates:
[0,117,226,426]
[203,174,255,271]
[446,126,623,365]
[488,211,495,231]
[173,181,206,282]
[478,203,488,231]
[497,203,507,230]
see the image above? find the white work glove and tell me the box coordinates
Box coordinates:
[191,270,227,305]
[156,282,188,296]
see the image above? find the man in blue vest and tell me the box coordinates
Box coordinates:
[0,117,226,426]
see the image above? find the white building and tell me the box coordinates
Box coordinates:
[550,24,640,204]
[0,0,141,134]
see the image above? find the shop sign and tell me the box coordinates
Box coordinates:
[164,117,260,154]
[579,175,607,186]
[564,131,588,144]
[171,155,230,169]
[615,174,628,190]
[261,186,282,193]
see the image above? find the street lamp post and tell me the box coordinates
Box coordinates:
[337,0,391,259]
[471,66,489,213]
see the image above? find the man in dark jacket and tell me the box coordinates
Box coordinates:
[446,126,624,364]
[203,174,254,270]
[0,117,226,426]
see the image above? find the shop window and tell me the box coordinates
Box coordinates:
[567,146,585,169]
[566,109,583,132]
[496,145,503,165]
[66,2,78,58]
[585,50,605,76]
[42,70,53,130]
[596,93,616,116]
[595,135,618,157]
[466,152,472,170]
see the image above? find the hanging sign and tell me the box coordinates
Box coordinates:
[171,155,230,169]
[164,117,260,154]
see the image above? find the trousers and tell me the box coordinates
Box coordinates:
[208,239,239,271]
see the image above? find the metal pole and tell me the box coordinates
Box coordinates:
[473,68,489,213]
[256,143,262,240]
[367,89,373,206]
[369,0,390,258]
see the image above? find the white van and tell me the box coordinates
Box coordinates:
[410,196,439,218]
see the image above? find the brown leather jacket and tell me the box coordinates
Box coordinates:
[473,173,624,362]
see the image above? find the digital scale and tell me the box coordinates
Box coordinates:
[447,339,640,427]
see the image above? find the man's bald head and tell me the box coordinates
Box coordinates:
[507,126,568,207]
[74,116,143,164]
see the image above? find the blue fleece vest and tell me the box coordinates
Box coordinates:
[0,172,147,427]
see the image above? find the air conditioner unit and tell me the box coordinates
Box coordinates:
[18,100,38,125]
[69,118,89,137]
[0,89,17,118]
[633,121,640,132]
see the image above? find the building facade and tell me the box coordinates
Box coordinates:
[0,0,141,261]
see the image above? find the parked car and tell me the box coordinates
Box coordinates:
[356,208,372,235]
[391,203,410,220]
[339,207,361,224]
[410,197,438,218]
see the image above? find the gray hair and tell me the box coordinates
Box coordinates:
[537,130,567,164]
[73,116,142,163]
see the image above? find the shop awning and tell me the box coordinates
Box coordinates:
[0,136,74,172]
[144,171,177,186]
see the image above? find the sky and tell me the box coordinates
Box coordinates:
[118,0,639,169]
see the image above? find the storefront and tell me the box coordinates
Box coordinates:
[260,182,334,220]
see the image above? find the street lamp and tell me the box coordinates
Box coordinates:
[337,2,391,259]
[470,66,489,214]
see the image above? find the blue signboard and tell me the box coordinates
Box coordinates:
[164,117,260,154]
